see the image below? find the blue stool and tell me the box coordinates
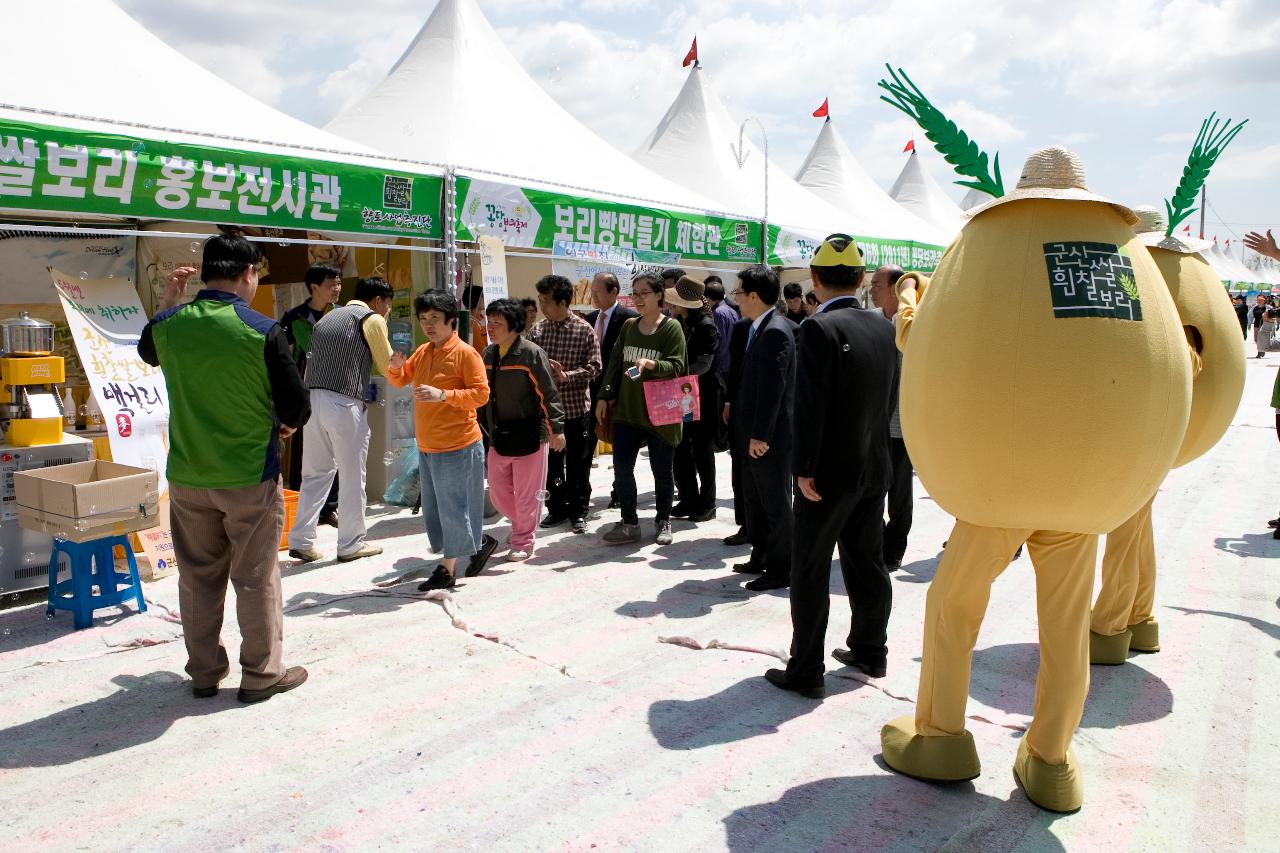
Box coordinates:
[46,535,148,630]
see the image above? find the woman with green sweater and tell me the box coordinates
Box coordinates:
[595,273,688,545]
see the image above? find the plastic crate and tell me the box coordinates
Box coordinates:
[280,489,298,550]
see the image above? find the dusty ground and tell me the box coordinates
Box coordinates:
[0,361,1277,851]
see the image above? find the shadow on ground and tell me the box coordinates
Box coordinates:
[616,574,753,620]
[0,671,240,768]
[723,774,1066,851]
[1212,531,1280,559]
[1170,606,1280,657]
[648,675,865,750]
[970,643,1172,729]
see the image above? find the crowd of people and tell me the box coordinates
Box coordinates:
[140,230,911,702]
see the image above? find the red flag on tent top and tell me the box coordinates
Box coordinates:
[682,37,698,68]
[1183,225,1191,233]
[812,98,829,118]
[903,139,916,153]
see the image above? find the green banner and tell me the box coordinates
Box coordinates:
[455,176,762,264]
[0,117,443,239]
[769,225,946,272]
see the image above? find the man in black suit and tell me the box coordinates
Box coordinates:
[721,314,752,546]
[585,272,639,509]
[729,266,797,592]
[765,234,899,699]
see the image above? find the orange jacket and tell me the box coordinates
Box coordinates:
[387,332,489,453]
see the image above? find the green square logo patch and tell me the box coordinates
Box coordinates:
[1042,241,1142,321]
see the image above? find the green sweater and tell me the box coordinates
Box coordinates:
[598,315,687,446]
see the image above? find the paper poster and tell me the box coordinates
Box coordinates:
[552,240,633,310]
[50,268,170,497]
[0,232,134,304]
[477,235,510,306]
[136,506,178,580]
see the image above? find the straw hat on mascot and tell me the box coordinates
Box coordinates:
[1090,122,1247,664]
[879,143,1194,813]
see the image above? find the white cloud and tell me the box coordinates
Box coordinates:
[1211,144,1280,183]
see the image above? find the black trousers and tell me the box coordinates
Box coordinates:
[546,412,592,519]
[741,448,792,574]
[786,486,892,682]
[883,437,914,564]
[584,402,615,505]
[673,414,717,511]
[730,451,746,526]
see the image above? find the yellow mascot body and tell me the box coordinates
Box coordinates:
[880,148,1193,814]
[1090,209,1245,663]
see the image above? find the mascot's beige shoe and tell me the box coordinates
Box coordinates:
[1089,628,1132,665]
[1128,618,1160,653]
[880,715,981,782]
[1013,739,1083,813]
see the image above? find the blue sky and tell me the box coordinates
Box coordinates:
[122,0,1279,255]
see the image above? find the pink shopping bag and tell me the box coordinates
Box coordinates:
[643,376,700,426]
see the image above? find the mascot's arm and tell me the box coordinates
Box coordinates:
[894,272,930,353]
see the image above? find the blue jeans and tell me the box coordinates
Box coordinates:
[419,440,485,559]
[611,421,675,525]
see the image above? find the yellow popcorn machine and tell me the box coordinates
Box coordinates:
[0,312,66,446]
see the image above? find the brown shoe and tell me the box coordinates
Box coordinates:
[337,544,383,562]
[237,666,309,704]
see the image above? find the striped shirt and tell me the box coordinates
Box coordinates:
[527,312,602,419]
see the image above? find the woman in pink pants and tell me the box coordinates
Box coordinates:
[480,298,565,561]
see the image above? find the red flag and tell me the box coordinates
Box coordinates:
[903,139,916,153]
[682,37,698,68]
[812,98,829,118]
[1182,225,1191,233]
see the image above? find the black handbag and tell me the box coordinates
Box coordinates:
[486,348,542,457]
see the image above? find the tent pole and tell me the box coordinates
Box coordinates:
[444,167,459,296]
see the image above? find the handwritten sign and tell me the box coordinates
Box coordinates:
[477,235,509,307]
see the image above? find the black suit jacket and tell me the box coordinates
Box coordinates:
[587,303,639,400]
[732,310,795,456]
[792,297,899,497]
[725,316,751,404]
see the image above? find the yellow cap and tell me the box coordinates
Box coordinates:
[811,233,865,268]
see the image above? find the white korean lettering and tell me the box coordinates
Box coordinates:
[92,149,137,204]
[705,225,721,256]
[617,212,636,249]
[675,220,692,253]
[155,156,196,210]
[237,165,272,216]
[196,162,236,211]
[637,214,654,250]
[42,142,89,199]
[0,135,39,197]
[552,204,575,243]
[271,169,307,218]
[652,217,670,251]
[309,174,340,221]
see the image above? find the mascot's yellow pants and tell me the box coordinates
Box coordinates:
[916,521,1097,765]
[1089,494,1159,657]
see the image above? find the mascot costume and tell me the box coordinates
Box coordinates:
[1092,117,1247,662]
[872,67,1214,813]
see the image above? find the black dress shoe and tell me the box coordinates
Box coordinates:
[570,517,587,534]
[831,648,887,678]
[418,566,456,591]
[607,498,620,509]
[885,559,902,572]
[465,534,499,577]
[192,684,219,698]
[722,529,750,546]
[318,509,339,528]
[732,561,764,574]
[764,667,825,698]
[669,502,693,519]
[1269,518,1280,529]
[539,513,568,529]
[744,573,789,592]
[688,506,716,522]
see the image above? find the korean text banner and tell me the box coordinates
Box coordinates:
[456,177,762,264]
[1,118,443,239]
[770,225,947,272]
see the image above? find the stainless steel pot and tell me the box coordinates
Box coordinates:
[0,312,56,357]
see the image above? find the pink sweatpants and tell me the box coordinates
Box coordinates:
[487,445,549,553]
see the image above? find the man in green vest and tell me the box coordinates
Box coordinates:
[139,230,311,704]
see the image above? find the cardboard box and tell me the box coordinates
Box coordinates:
[13,460,159,543]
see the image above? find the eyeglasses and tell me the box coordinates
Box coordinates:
[631,289,657,298]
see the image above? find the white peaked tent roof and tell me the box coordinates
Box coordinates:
[324,0,729,215]
[0,0,397,170]
[888,151,967,237]
[958,187,990,211]
[633,66,892,241]
[794,119,949,246]
[1210,242,1259,283]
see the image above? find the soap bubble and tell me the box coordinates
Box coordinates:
[2,629,9,636]
[79,271,88,280]
[537,490,550,502]
[106,273,115,279]
[130,141,145,155]
[189,241,201,254]
[8,594,16,601]
[45,613,53,621]
[143,178,155,190]
[383,451,396,467]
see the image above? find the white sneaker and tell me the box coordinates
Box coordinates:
[506,549,531,562]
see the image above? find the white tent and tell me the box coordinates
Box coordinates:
[794,118,950,247]
[1,1,400,170]
[633,65,945,265]
[888,151,966,237]
[324,0,729,217]
[1210,242,1260,285]
[958,187,990,211]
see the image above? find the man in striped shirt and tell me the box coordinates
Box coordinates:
[528,274,602,534]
